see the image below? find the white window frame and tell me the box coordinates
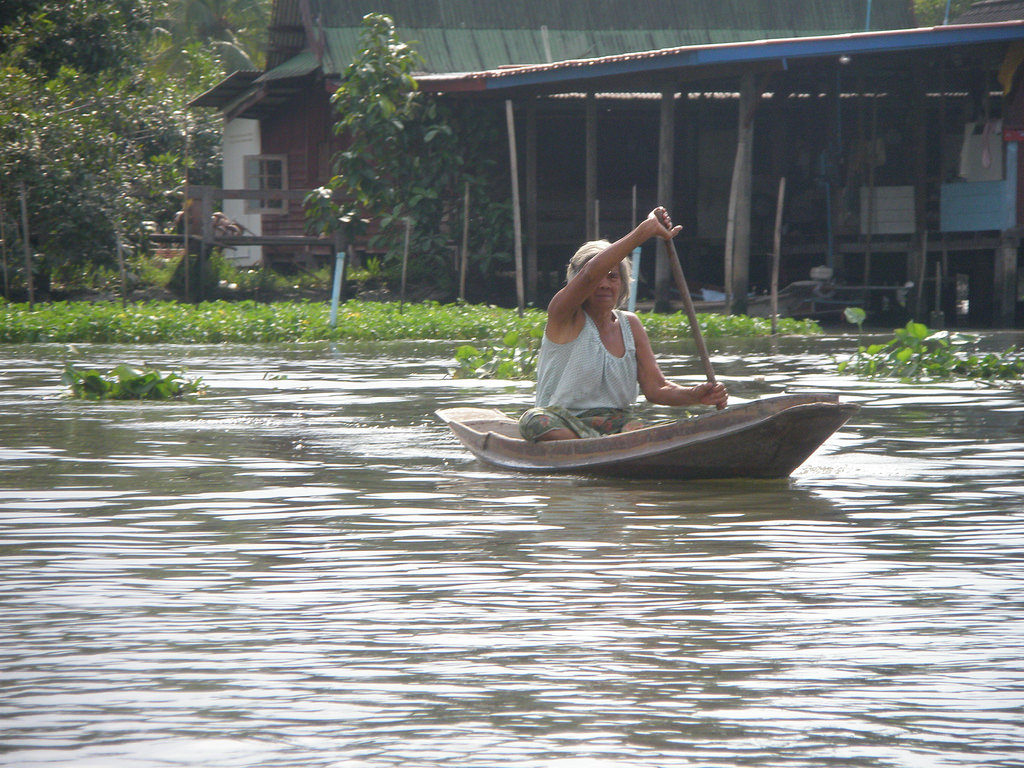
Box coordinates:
[244,154,288,214]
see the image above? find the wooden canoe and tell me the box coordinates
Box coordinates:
[436,393,858,479]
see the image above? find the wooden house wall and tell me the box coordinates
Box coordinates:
[260,82,337,245]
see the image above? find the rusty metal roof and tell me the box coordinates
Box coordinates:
[411,20,1024,91]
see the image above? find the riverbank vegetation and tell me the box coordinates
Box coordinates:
[0,299,822,345]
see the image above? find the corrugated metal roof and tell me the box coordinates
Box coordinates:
[955,0,1024,23]
[265,0,915,76]
[312,0,911,33]
[413,21,1024,93]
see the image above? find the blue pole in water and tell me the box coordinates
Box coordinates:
[329,250,345,328]
[628,246,641,312]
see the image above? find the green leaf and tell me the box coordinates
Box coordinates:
[843,306,866,327]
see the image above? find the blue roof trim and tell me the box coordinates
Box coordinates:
[419,22,1024,91]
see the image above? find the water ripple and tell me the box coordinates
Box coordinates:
[2,340,1023,767]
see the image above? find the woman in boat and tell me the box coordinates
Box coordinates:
[519,207,728,442]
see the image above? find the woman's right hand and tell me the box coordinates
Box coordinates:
[647,206,682,240]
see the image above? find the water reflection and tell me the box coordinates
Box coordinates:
[1,338,1023,767]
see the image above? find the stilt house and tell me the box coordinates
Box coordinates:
[190,0,1024,326]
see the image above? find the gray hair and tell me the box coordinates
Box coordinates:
[566,240,632,308]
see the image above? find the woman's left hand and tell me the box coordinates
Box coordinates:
[692,381,728,408]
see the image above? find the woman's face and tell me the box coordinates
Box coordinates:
[587,268,621,309]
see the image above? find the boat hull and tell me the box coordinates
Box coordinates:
[436,394,858,479]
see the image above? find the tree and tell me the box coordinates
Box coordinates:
[0,0,154,78]
[150,0,270,74]
[914,0,975,26]
[0,0,222,294]
[318,13,511,295]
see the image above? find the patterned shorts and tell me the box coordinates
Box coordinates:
[518,406,638,441]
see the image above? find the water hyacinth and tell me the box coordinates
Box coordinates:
[837,320,1024,381]
[0,299,821,345]
[62,363,204,400]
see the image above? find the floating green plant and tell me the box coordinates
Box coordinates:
[62,363,204,400]
[451,326,544,380]
[837,321,1024,381]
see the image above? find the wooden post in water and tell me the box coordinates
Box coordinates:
[0,201,10,300]
[505,99,525,316]
[399,217,411,313]
[730,72,756,316]
[182,187,191,303]
[930,260,944,328]
[723,139,742,309]
[654,87,676,313]
[915,230,929,320]
[771,177,787,335]
[459,181,469,302]
[198,187,214,303]
[525,97,538,304]
[18,181,33,308]
[115,223,128,307]
[863,94,878,296]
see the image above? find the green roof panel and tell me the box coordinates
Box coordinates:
[273,0,916,76]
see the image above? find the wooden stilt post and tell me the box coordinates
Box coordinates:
[182,186,191,303]
[505,99,525,316]
[724,139,742,307]
[771,177,787,335]
[654,86,676,313]
[863,94,878,297]
[0,201,9,300]
[525,97,538,304]
[915,230,929,320]
[18,181,33,308]
[585,92,597,240]
[730,72,756,316]
[199,187,213,303]
[460,181,469,302]
[399,217,411,313]
[115,223,128,307]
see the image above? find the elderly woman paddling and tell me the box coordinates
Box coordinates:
[519,207,728,442]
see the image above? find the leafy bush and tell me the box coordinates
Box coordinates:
[837,320,1024,381]
[62,362,203,400]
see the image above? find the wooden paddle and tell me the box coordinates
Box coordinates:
[658,218,722,409]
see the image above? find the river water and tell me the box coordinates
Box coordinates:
[2,335,1023,767]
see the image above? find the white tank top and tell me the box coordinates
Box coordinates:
[535,309,639,412]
